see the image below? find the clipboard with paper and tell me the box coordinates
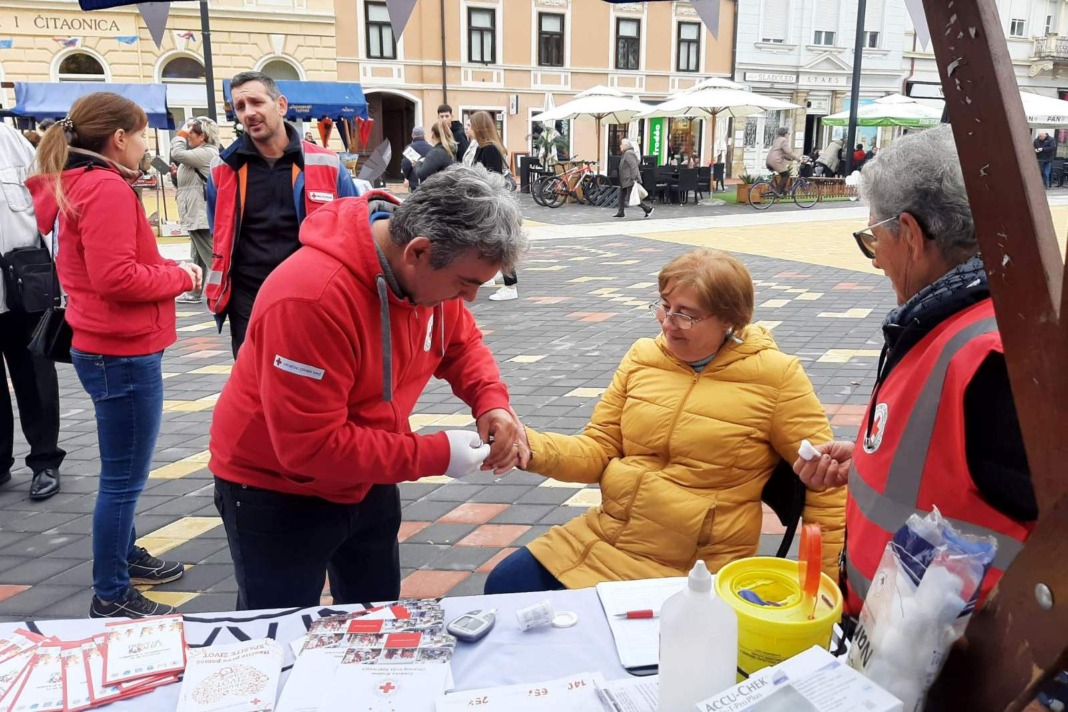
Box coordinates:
[595,577,686,674]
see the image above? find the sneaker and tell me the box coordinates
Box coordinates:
[481,270,503,288]
[128,546,185,585]
[644,207,654,219]
[90,587,176,619]
[488,286,518,301]
[176,292,202,304]
[612,213,625,218]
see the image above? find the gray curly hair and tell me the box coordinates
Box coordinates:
[390,163,528,270]
[190,117,220,146]
[859,125,977,265]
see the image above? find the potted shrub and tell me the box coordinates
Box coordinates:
[737,173,760,204]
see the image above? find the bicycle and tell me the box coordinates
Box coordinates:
[748,167,820,210]
[532,160,609,208]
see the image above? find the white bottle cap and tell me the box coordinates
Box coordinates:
[688,560,712,593]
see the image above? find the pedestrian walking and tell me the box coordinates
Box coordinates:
[415,120,457,184]
[436,104,470,161]
[1034,129,1056,188]
[209,165,527,610]
[206,71,362,358]
[170,117,219,304]
[468,111,520,302]
[0,122,64,501]
[613,137,652,219]
[28,92,200,618]
[400,126,432,191]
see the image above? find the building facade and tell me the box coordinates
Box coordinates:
[733,0,907,174]
[0,0,338,157]
[335,0,735,179]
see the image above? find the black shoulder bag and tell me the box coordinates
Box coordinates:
[0,232,54,314]
[27,229,72,363]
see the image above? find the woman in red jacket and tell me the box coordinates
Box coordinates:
[31,93,201,619]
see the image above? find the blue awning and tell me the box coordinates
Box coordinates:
[222,80,369,121]
[4,82,173,129]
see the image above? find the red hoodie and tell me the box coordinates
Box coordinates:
[208,193,511,503]
[28,161,193,356]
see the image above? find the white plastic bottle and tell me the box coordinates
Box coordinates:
[658,560,738,712]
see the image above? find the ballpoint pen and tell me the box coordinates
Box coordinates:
[613,609,658,619]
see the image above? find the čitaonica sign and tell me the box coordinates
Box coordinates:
[0,13,135,36]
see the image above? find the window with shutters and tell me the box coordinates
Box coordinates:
[1045,14,1054,35]
[864,0,885,33]
[1009,18,1025,36]
[813,0,839,44]
[616,17,640,70]
[468,7,496,64]
[761,0,788,42]
[365,2,395,60]
[538,13,564,67]
[677,22,700,72]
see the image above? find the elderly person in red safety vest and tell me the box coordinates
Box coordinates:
[206,71,365,358]
[792,125,1036,622]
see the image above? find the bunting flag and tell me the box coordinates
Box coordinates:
[53,37,81,47]
[137,2,170,48]
[178,30,196,41]
[691,0,719,40]
[116,35,138,44]
[903,0,930,49]
[0,39,12,49]
[385,0,418,41]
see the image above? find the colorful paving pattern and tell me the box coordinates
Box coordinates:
[0,226,899,621]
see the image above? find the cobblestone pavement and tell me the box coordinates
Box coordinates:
[2,198,1065,621]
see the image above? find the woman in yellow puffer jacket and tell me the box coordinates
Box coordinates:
[484,248,846,593]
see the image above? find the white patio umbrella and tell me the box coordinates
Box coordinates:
[637,87,801,164]
[822,98,942,127]
[1020,91,1068,128]
[531,85,652,165]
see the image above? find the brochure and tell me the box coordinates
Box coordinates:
[177,638,284,712]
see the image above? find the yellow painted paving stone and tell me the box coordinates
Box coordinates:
[564,488,603,507]
[759,299,791,309]
[527,265,567,271]
[569,256,593,261]
[176,321,218,333]
[627,282,656,289]
[509,354,546,363]
[409,413,475,431]
[818,308,873,319]
[175,311,203,318]
[604,260,640,265]
[162,394,220,412]
[754,320,782,330]
[817,349,882,363]
[149,449,211,480]
[784,288,807,293]
[795,292,824,300]
[588,288,621,295]
[538,479,586,489]
[142,591,199,607]
[162,372,181,380]
[523,219,548,228]
[137,517,222,555]
[568,276,614,283]
[564,387,605,398]
[419,475,455,484]
[189,364,233,375]
[624,300,649,306]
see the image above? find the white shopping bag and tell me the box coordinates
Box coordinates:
[629,183,648,206]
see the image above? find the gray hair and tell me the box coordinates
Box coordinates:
[859,125,976,264]
[231,71,281,100]
[776,127,790,137]
[390,164,528,270]
[620,138,632,149]
[190,117,220,146]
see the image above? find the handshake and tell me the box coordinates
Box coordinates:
[442,409,531,478]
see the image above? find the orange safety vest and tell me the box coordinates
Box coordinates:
[844,299,1033,617]
[205,142,342,315]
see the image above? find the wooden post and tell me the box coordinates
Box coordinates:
[919,0,1068,709]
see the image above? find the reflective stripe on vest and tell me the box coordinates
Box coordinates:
[845,313,1026,604]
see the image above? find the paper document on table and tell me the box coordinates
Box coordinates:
[596,578,686,670]
[436,672,606,711]
[596,675,659,712]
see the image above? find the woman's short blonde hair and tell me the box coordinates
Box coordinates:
[657,248,754,330]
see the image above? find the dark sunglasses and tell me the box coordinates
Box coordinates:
[852,213,934,259]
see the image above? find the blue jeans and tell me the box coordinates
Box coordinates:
[71,349,164,601]
[1042,160,1053,187]
[483,546,565,594]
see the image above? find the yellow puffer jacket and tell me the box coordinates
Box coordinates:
[524,327,845,589]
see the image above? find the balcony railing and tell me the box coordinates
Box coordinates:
[1034,35,1068,60]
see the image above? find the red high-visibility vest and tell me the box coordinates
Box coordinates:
[844,299,1033,617]
[205,142,342,315]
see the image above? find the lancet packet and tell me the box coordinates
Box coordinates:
[846,507,997,712]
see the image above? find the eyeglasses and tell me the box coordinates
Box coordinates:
[852,215,899,259]
[648,302,710,330]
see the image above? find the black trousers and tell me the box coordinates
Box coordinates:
[618,184,651,215]
[0,309,65,475]
[226,279,260,359]
[214,477,402,610]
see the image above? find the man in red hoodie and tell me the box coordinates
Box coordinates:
[210,164,528,610]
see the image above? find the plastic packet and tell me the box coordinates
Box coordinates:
[847,507,996,712]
